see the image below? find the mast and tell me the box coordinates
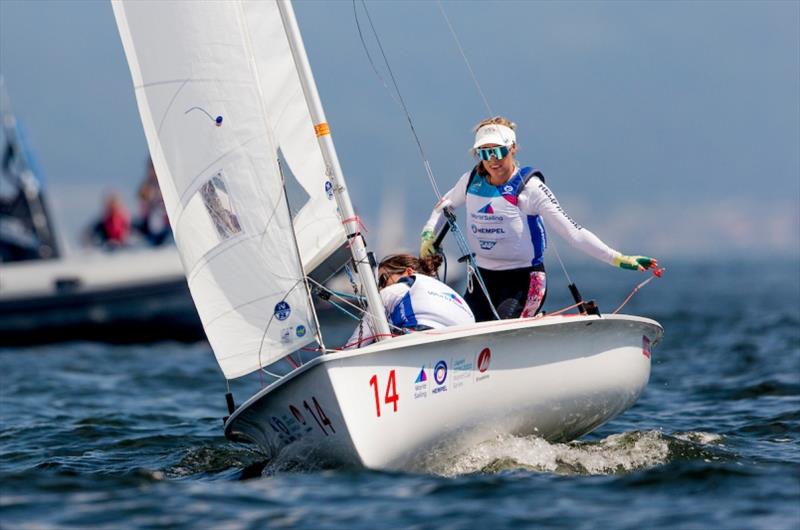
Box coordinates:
[276,0,391,340]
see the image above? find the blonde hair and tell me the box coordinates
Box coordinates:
[472,116,518,177]
[473,116,516,133]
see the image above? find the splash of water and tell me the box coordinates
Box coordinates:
[421,430,726,477]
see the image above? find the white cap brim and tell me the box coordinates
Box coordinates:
[473,124,516,149]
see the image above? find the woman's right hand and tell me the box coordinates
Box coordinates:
[420,229,436,257]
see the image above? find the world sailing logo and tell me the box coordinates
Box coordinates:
[478,203,494,214]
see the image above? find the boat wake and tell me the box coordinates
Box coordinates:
[420,430,728,477]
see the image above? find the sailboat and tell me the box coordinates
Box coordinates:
[112,0,662,471]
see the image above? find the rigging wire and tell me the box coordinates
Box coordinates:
[436,1,493,118]
[353,0,499,318]
[353,0,442,199]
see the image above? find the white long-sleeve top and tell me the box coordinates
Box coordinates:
[424,168,621,270]
[346,274,475,348]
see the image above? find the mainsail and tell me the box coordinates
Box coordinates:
[112,0,346,378]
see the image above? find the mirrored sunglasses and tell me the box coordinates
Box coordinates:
[476,145,510,161]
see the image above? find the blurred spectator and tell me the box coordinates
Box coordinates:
[135,158,170,246]
[86,192,131,249]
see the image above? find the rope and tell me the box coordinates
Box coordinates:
[341,215,368,233]
[339,333,398,350]
[612,268,665,314]
[548,238,574,286]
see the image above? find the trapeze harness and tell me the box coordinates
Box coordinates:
[465,166,546,270]
[463,165,549,321]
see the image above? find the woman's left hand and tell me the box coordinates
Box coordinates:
[613,254,658,271]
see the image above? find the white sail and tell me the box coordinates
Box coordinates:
[112,0,344,378]
[243,1,346,270]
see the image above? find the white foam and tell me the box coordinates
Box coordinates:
[424,430,672,476]
[673,431,723,445]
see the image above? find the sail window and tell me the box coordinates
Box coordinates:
[200,172,241,241]
[277,148,310,219]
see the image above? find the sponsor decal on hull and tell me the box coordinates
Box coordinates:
[476,347,491,381]
[432,360,448,394]
[451,357,474,390]
[414,366,428,399]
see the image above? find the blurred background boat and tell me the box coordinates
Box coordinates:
[0,80,203,346]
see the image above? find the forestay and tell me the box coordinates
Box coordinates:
[112,0,345,378]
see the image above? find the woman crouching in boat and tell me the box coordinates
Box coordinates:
[420,116,659,322]
[345,254,475,348]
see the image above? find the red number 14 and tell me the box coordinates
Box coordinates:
[369,369,399,417]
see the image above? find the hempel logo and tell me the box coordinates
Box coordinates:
[471,225,506,235]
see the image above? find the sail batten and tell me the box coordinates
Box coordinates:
[112,0,346,379]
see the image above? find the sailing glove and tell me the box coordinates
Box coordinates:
[613,254,658,271]
[420,229,436,258]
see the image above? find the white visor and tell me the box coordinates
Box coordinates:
[473,124,516,149]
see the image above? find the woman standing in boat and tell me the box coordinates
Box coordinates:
[346,254,475,348]
[420,116,658,322]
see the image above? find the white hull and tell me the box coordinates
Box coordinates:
[0,246,203,344]
[225,313,662,471]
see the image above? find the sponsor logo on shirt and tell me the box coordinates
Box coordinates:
[479,240,497,250]
[427,290,464,306]
[471,224,505,235]
[478,203,494,214]
[537,182,582,230]
[470,212,505,222]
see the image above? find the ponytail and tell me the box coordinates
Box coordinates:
[379,253,442,278]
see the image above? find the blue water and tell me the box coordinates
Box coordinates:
[1,260,799,529]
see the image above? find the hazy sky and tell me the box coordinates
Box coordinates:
[1,0,798,262]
